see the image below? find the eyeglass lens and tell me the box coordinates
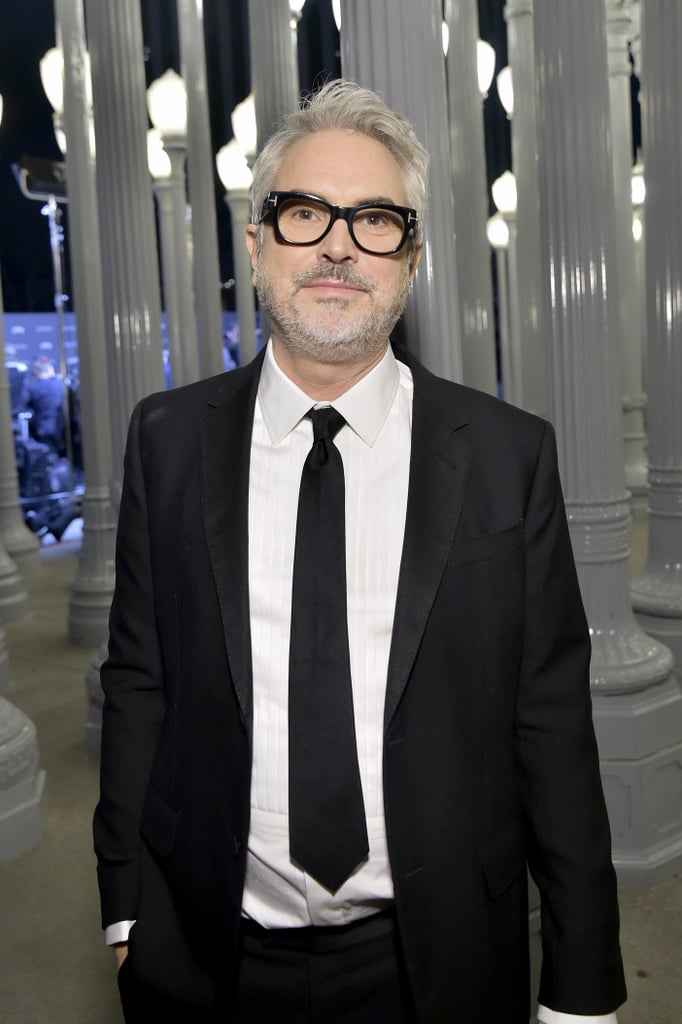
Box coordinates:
[275,196,407,253]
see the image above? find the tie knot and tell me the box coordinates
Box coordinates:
[308,406,346,443]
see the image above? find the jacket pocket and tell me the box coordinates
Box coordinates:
[479,817,526,900]
[140,785,179,859]
[449,522,523,568]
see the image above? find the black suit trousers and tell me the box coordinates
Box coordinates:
[117,911,417,1024]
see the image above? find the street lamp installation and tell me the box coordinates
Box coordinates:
[146,70,199,386]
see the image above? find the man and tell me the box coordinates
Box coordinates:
[94,80,626,1023]
[24,356,65,454]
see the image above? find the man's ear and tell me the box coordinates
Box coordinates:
[408,242,423,282]
[245,225,259,279]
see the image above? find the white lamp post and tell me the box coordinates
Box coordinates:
[39,47,64,119]
[288,0,305,70]
[491,169,518,216]
[216,140,257,366]
[40,45,96,160]
[631,164,645,207]
[246,0,300,353]
[0,94,39,588]
[440,0,497,391]
[53,0,118,649]
[146,68,188,139]
[491,171,522,407]
[486,214,512,403]
[631,162,646,393]
[38,46,68,358]
[0,95,41,575]
[630,0,682,688]
[35,47,80,498]
[0,97,45,862]
[146,70,199,387]
[177,0,225,379]
[477,38,496,98]
[147,128,184,389]
[147,127,172,179]
[496,65,514,119]
[486,211,509,250]
[504,0,547,418]
[231,94,258,167]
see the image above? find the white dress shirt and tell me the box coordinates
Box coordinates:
[244,340,411,928]
[107,341,618,1022]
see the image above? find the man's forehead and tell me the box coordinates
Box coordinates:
[273,128,408,203]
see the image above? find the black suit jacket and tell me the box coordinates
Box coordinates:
[94,346,626,1022]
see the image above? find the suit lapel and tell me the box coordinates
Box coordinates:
[199,353,265,733]
[198,346,469,736]
[384,365,471,729]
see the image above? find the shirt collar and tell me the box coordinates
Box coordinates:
[258,340,400,447]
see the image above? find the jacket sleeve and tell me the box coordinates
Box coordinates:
[93,399,165,928]
[514,421,626,1015]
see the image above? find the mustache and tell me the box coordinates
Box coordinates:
[293,265,375,292]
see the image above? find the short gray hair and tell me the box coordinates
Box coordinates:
[249,79,430,245]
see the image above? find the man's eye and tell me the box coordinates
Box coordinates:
[356,209,402,233]
[290,206,318,221]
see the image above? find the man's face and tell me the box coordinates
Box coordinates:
[246,129,422,366]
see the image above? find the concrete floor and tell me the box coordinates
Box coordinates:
[0,531,680,1023]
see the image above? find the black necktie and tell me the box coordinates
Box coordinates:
[289,407,369,893]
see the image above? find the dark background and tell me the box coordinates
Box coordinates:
[0,0,512,315]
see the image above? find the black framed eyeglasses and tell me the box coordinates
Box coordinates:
[259,191,419,256]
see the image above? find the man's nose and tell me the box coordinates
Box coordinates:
[316,216,358,261]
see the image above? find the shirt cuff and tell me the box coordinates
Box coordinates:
[537,1006,619,1024]
[105,920,136,945]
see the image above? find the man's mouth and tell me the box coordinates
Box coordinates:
[294,268,374,294]
[306,280,363,292]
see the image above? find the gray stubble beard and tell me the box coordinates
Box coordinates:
[254,261,412,365]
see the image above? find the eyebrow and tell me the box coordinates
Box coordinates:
[287,191,406,208]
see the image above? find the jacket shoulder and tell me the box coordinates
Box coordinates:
[132,351,265,431]
[397,345,551,450]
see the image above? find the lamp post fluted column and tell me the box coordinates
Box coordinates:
[217,142,257,365]
[631,166,646,398]
[492,171,523,405]
[82,0,165,755]
[0,277,40,575]
[504,0,547,417]
[0,532,28,623]
[0,337,44,861]
[248,0,300,149]
[0,694,46,860]
[154,141,200,388]
[55,0,117,648]
[605,0,648,518]
[341,0,463,382]
[224,189,257,366]
[534,0,682,882]
[487,217,513,399]
[177,0,225,379]
[0,272,28,622]
[83,0,165,490]
[443,0,497,395]
[153,174,187,389]
[0,94,44,862]
[630,0,682,683]
[501,209,522,405]
[2,52,39,576]
[247,0,300,351]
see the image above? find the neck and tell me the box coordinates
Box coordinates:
[271,338,389,401]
